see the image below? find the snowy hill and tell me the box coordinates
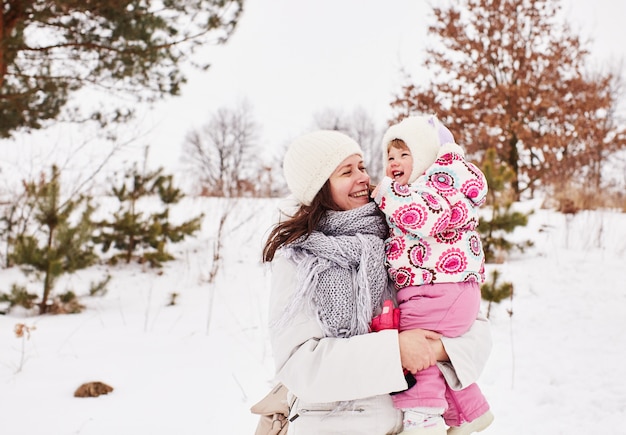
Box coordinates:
[0,197,624,434]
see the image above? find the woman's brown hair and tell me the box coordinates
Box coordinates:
[262,181,341,262]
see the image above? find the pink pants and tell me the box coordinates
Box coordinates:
[393,281,489,426]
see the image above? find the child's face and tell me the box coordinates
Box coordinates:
[385,145,413,185]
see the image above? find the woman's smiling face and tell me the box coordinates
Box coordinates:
[329,154,370,210]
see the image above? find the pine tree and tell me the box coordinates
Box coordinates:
[95,166,203,267]
[0,284,38,313]
[10,166,97,313]
[478,149,533,263]
[0,0,243,138]
[481,269,514,319]
[0,197,22,268]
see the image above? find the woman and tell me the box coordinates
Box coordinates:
[262,130,491,434]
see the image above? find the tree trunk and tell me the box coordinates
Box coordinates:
[39,226,55,314]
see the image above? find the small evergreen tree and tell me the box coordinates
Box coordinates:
[0,191,33,268]
[10,166,97,313]
[0,284,38,313]
[95,165,203,267]
[0,200,20,268]
[481,269,514,319]
[478,149,533,263]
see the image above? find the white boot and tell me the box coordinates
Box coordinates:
[447,410,494,435]
[400,409,447,435]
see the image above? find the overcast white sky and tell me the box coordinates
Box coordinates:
[138,0,626,170]
[3,0,625,179]
[137,0,430,169]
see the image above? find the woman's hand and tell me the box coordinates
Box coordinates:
[428,336,450,362]
[399,328,442,374]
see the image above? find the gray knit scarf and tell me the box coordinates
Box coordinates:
[280,202,390,338]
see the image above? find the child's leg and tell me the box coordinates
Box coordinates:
[443,383,491,427]
[394,282,486,432]
[393,365,448,411]
[396,282,481,338]
[394,365,448,433]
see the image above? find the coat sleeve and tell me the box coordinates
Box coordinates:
[438,311,492,390]
[268,256,408,403]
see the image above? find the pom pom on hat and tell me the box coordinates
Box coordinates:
[283,130,363,205]
[381,115,458,183]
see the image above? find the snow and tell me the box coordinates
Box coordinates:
[1,197,625,435]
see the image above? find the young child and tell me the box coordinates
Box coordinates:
[372,115,493,435]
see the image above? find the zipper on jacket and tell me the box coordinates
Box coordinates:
[292,406,366,420]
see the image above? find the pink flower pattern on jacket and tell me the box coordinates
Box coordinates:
[374,148,487,289]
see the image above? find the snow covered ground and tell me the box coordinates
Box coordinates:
[0,197,624,434]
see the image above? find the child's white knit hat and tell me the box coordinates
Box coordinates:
[283,130,363,205]
[381,115,457,183]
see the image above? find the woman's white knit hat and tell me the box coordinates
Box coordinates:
[283,130,363,205]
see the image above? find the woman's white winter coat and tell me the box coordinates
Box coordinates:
[268,255,492,434]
